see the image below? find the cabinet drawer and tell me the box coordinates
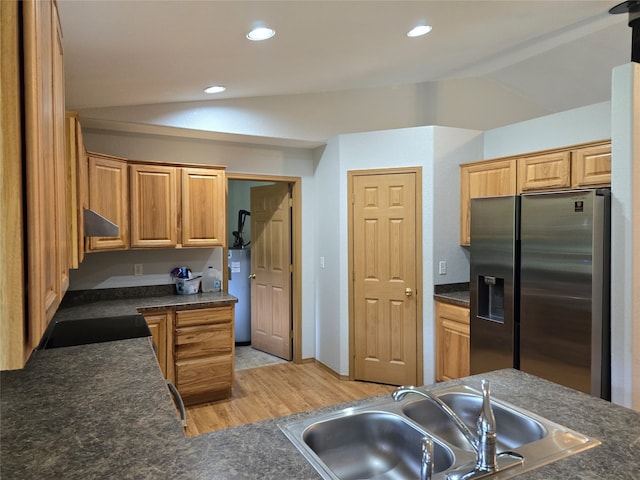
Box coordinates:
[175,323,232,360]
[175,306,233,327]
[175,355,233,404]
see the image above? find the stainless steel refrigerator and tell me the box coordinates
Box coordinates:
[470,189,610,400]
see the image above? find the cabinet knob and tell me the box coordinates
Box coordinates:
[249,273,256,280]
[405,287,413,297]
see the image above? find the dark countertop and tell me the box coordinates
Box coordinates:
[434,283,470,308]
[52,291,239,322]
[2,340,639,479]
[434,290,470,308]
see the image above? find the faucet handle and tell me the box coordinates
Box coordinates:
[420,436,434,480]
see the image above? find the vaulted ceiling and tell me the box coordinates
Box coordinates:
[58,1,630,119]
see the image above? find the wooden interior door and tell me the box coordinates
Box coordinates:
[250,183,292,360]
[352,171,419,386]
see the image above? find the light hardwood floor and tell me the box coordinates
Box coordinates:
[184,361,395,437]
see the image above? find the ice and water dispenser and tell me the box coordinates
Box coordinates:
[477,275,505,323]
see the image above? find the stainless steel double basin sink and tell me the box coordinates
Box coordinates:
[278,384,599,480]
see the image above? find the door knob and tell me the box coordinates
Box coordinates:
[249,273,256,280]
[405,287,413,297]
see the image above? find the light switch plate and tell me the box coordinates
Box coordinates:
[438,261,447,275]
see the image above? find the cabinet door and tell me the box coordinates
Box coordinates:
[87,154,129,251]
[181,167,226,247]
[144,313,168,378]
[130,164,178,248]
[22,0,68,349]
[435,302,470,382]
[571,143,611,188]
[65,112,87,268]
[460,159,517,245]
[1,0,28,368]
[517,151,571,193]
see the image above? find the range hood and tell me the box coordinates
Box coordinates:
[83,208,119,237]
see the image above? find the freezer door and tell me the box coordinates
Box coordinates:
[470,196,519,375]
[519,190,610,399]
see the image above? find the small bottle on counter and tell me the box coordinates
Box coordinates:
[202,266,217,292]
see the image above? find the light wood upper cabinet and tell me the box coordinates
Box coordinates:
[181,168,226,247]
[2,0,28,369]
[571,142,611,188]
[435,301,470,382]
[65,112,87,268]
[518,142,611,192]
[87,153,129,251]
[20,0,69,359]
[517,151,571,192]
[460,140,611,246]
[459,159,517,245]
[130,164,179,248]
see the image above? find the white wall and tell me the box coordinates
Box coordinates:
[313,137,343,372]
[69,248,222,290]
[610,63,639,410]
[432,127,483,285]
[313,126,481,381]
[483,101,611,158]
[78,77,549,144]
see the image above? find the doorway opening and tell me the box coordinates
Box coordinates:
[226,174,302,365]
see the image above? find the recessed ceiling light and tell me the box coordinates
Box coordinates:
[204,85,226,94]
[246,26,275,41]
[407,25,432,37]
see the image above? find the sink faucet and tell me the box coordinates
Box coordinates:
[392,380,498,476]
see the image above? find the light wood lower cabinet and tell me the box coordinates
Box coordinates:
[143,312,169,378]
[143,306,235,405]
[143,305,235,405]
[435,301,470,382]
[175,306,234,405]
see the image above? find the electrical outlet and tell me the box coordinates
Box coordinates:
[438,261,447,275]
[320,256,325,269]
[134,264,143,276]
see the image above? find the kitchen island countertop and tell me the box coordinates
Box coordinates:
[2,339,639,479]
[52,291,239,322]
